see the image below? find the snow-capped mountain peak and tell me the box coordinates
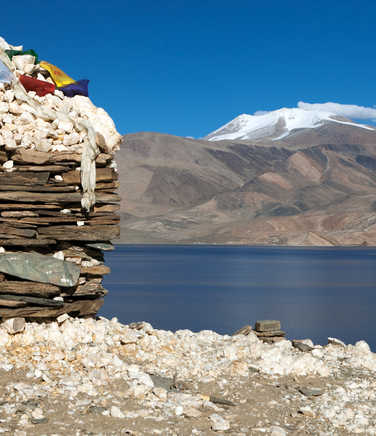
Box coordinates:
[205,107,375,142]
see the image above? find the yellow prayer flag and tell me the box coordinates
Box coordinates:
[40,60,75,87]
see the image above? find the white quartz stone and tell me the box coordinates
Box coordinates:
[110,406,125,418]
[2,160,13,169]
[210,413,230,431]
[12,55,35,71]
[4,89,14,103]
[2,318,25,334]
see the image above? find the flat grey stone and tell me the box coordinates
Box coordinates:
[255,330,285,337]
[292,340,313,352]
[87,405,107,414]
[255,320,281,332]
[149,374,174,391]
[232,325,252,336]
[209,395,236,406]
[86,242,114,251]
[0,252,80,287]
[299,387,324,397]
[31,417,48,424]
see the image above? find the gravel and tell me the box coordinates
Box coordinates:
[0,316,374,434]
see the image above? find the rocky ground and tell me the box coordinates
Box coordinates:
[0,316,375,435]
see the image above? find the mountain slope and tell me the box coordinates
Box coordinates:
[116,128,376,245]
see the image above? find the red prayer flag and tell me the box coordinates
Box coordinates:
[19,74,55,97]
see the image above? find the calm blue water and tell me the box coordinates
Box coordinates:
[100,245,376,350]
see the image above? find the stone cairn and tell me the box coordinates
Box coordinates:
[233,320,286,343]
[253,320,286,343]
[0,37,121,320]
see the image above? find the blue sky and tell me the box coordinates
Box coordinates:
[1,0,376,137]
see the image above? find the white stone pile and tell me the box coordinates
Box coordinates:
[0,84,119,154]
[0,37,121,155]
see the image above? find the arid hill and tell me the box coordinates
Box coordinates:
[116,124,376,245]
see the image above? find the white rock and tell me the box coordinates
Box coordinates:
[63,131,80,146]
[35,139,52,153]
[53,251,65,260]
[355,340,371,353]
[270,426,287,436]
[57,119,73,133]
[0,37,10,50]
[153,387,167,401]
[126,382,152,399]
[23,64,35,74]
[71,96,122,152]
[0,102,9,113]
[54,89,64,99]
[31,407,45,420]
[19,102,35,113]
[81,259,100,267]
[18,111,34,124]
[51,144,68,152]
[20,133,33,148]
[3,160,13,169]
[328,337,346,347]
[53,297,64,302]
[57,314,69,324]
[8,101,22,115]
[110,406,125,418]
[209,413,230,431]
[299,405,315,417]
[183,407,202,418]
[2,318,25,334]
[4,138,17,150]
[12,55,35,71]
[175,406,183,416]
[4,89,14,103]
[2,114,14,125]
[18,414,29,426]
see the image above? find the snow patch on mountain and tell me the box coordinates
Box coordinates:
[205,107,375,142]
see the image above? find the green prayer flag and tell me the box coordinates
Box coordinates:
[5,49,39,64]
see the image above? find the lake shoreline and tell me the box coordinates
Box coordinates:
[102,245,376,350]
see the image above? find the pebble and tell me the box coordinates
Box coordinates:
[183,407,202,418]
[299,386,324,397]
[328,337,346,347]
[270,426,287,436]
[30,407,47,424]
[2,160,13,169]
[292,340,313,352]
[298,405,315,417]
[209,413,230,431]
[2,317,25,334]
[110,405,125,418]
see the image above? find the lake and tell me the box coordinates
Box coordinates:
[100,245,376,350]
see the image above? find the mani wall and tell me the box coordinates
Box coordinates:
[0,37,121,319]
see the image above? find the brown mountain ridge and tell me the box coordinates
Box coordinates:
[116,125,376,245]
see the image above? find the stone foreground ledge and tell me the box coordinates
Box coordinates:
[0,316,375,435]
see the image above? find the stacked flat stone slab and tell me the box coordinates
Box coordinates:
[254,320,286,343]
[0,37,121,320]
